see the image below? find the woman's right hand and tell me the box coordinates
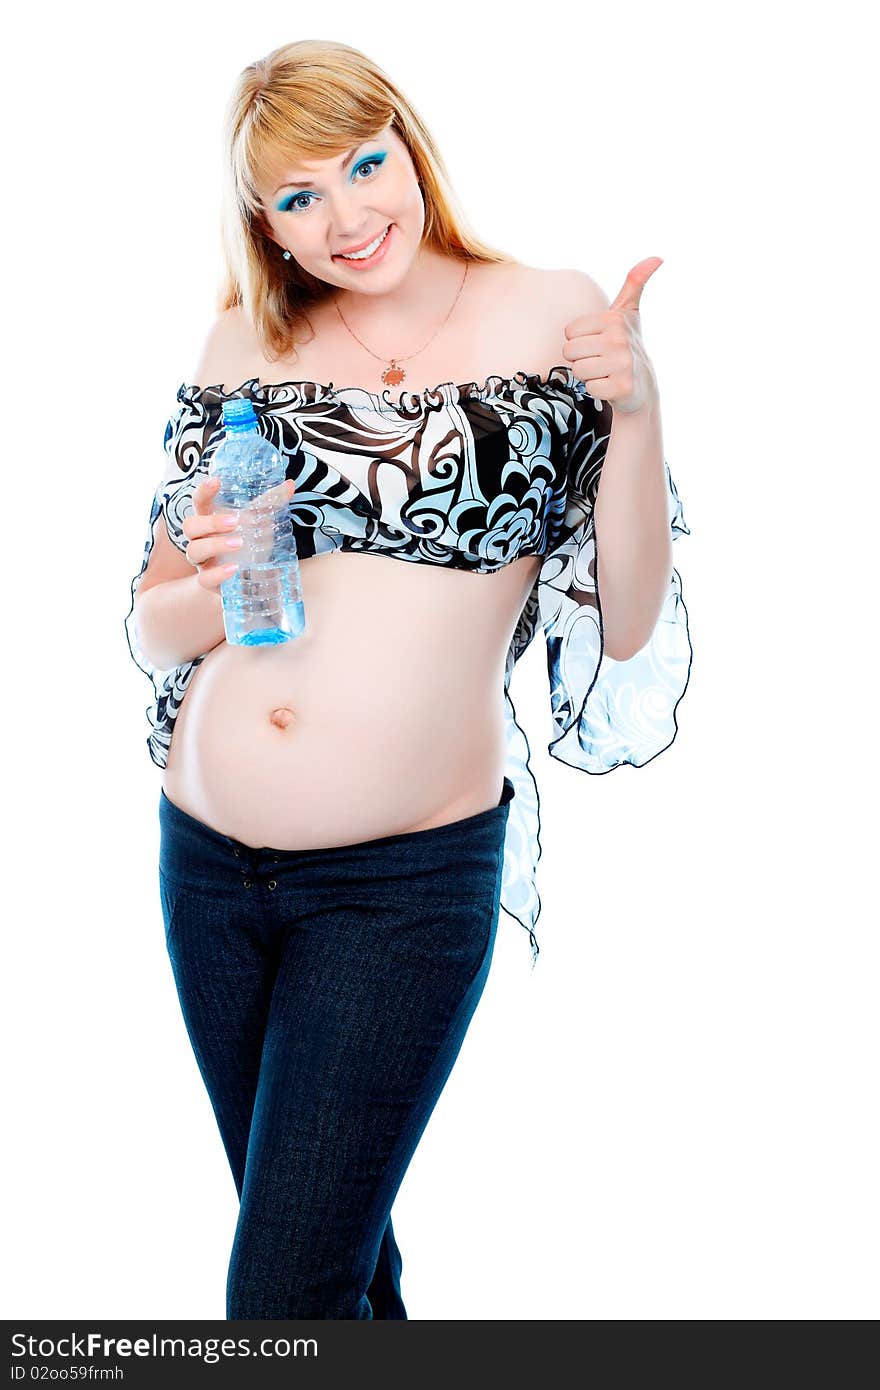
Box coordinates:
[183,476,296,590]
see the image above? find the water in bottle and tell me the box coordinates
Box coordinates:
[209,398,305,646]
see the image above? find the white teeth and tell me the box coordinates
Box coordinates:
[339,226,390,260]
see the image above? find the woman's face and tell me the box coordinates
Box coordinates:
[259,123,426,296]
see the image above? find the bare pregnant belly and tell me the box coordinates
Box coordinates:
[161,550,539,850]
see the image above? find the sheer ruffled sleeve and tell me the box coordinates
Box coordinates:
[498,374,692,965]
[540,377,693,772]
[123,387,219,768]
[153,386,219,550]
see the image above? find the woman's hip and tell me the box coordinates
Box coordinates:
[158,775,514,911]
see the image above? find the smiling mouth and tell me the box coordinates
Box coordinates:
[333,224,392,261]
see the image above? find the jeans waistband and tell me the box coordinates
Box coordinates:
[159,776,515,885]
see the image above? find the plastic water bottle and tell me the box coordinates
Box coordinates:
[208,398,305,646]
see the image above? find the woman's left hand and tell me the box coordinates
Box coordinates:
[562,257,663,415]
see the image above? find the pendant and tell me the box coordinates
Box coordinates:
[381,360,406,387]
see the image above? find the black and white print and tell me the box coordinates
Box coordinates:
[124,366,692,960]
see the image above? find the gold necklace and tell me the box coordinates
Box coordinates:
[333,261,469,389]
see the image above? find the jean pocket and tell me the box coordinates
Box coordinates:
[158,869,194,950]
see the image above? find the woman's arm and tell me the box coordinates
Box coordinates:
[132,516,225,669]
[132,574,225,671]
[131,312,249,669]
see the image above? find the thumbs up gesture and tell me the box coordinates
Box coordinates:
[562,257,663,415]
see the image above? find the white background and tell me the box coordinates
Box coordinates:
[3,0,877,1320]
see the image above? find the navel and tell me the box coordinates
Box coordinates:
[269,706,296,730]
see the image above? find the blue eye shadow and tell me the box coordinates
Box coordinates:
[275,152,386,212]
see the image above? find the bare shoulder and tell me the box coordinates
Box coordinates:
[189,305,253,389]
[533,265,611,322]
[484,260,607,301]
[480,262,610,368]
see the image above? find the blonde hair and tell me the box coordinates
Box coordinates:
[217,38,516,363]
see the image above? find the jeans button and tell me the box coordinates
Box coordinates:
[233,848,241,858]
[268,880,277,890]
[243,879,252,889]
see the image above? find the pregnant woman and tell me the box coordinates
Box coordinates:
[124,39,692,1319]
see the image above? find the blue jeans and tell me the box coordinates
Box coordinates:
[157,775,515,1320]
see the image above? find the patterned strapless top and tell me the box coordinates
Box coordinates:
[124,365,692,962]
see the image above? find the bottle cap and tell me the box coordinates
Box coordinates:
[221,399,258,431]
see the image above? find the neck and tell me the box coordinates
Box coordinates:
[334,245,465,341]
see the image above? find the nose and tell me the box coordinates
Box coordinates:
[325,187,378,240]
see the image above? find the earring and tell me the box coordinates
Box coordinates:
[282,250,291,260]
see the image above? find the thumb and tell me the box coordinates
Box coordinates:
[609,256,664,312]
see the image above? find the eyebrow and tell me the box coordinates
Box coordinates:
[273,145,363,196]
